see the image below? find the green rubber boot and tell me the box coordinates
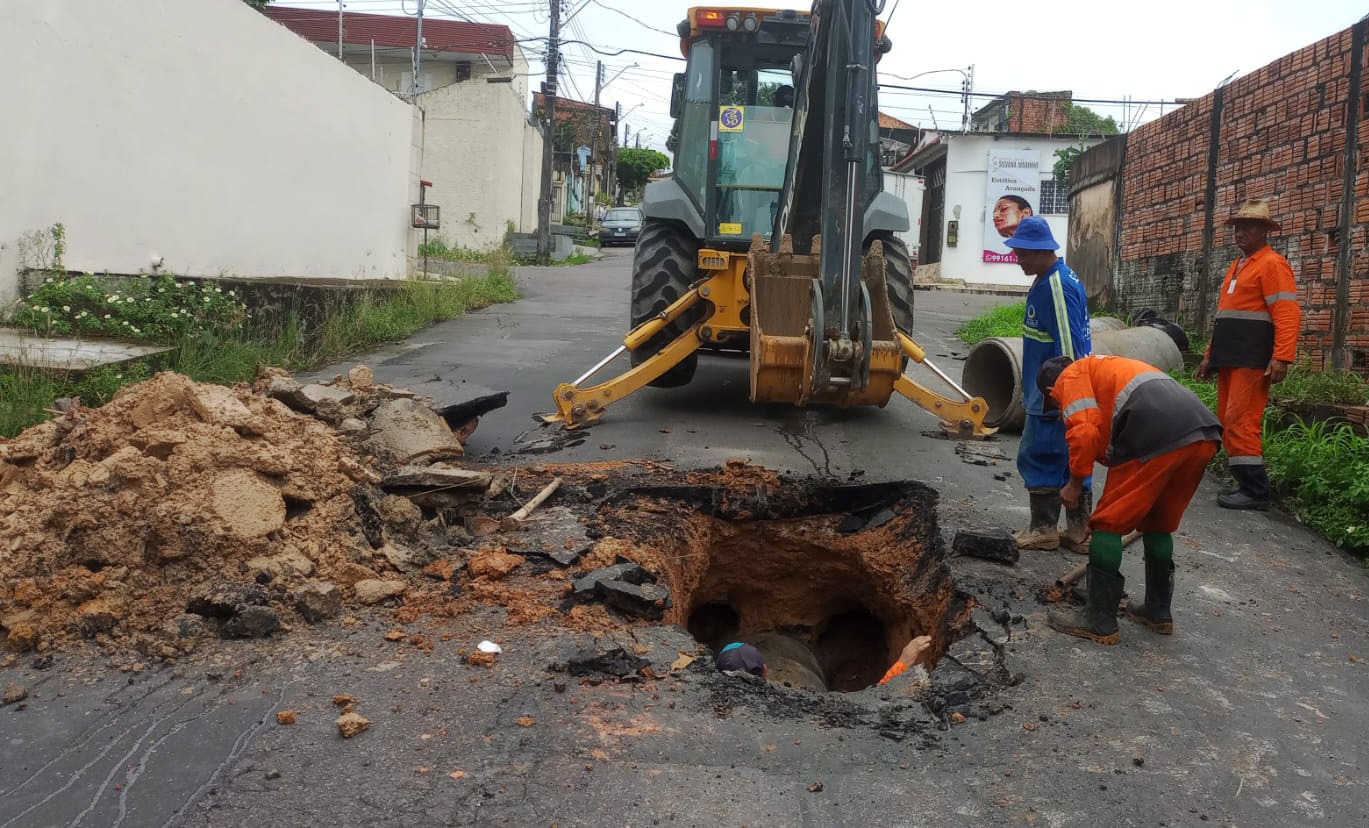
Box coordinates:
[1048,565,1124,645]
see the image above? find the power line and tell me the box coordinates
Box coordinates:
[518,36,683,62]
[586,0,676,38]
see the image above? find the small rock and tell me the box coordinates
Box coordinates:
[294,581,343,623]
[3,684,28,705]
[807,781,824,793]
[5,623,38,653]
[265,375,307,409]
[951,528,1020,565]
[353,579,407,605]
[516,715,535,728]
[332,694,358,707]
[336,712,371,738]
[276,710,298,725]
[300,383,356,409]
[339,418,368,434]
[347,365,375,389]
[221,605,281,639]
[950,711,967,724]
[265,769,282,780]
[161,613,208,646]
[380,541,438,573]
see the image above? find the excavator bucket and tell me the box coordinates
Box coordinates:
[749,234,901,407]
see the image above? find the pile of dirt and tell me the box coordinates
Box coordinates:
[0,370,461,658]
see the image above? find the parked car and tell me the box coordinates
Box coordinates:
[599,207,644,247]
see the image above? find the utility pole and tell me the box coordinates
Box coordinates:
[411,0,426,100]
[537,0,562,262]
[608,101,620,205]
[961,64,974,132]
[337,0,344,60]
[589,60,603,228]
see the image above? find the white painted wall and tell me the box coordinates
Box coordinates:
[0,0,421,305]
[416,49,542,249]
[937,134,1097,286]
[883,171,924,258]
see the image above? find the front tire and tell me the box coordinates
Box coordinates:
[630,219,705,388]
[867,232,915,334]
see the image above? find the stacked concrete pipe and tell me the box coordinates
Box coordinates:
[961,316,1184,433]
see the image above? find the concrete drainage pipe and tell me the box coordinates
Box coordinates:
[961,326,1185,434]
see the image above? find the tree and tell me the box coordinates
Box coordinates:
[616,147,671,196]
[1064,104,1119,137]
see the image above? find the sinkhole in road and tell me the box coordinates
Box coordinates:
[600,476,970,693]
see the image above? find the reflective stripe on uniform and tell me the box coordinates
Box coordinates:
[1063,397,1099,417]
[1265,291,1297,305]
[1049,274,1075,358]
[1112,371,1168,423]
[1215,309,1273,322]
[1023,326,1055,343]
[1228,455,1264,466]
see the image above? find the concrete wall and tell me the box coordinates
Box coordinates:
[1065,136,1127,304]
[416,50,542,250]
[0,0,421,305]
[1088,21,1369,371]
[938,134,1090,287]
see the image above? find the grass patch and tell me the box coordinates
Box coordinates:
[0,269,518,438]
[955,300,1024,345]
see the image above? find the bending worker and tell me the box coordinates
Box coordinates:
[1040,354,1222,645]
[1005,216,1093,552]
[1195,198,1301,511]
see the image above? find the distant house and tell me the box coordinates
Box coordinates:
[889,91,1105,286]
[532,93,617,221]
[267,6,542,249]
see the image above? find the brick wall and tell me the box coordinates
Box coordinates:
[1099,22,1368,371]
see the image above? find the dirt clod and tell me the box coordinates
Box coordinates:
[2,683,27,705]
[336,711,371,738]
[276,710,298,725]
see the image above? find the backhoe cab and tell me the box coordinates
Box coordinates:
[544,2,993,438]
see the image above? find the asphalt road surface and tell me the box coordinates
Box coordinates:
[3,249,1367,827]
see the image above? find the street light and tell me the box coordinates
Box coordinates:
[882,65,975,132]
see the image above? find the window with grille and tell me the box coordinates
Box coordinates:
[1039,179,1069,215]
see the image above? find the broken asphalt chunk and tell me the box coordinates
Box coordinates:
[220,605,282,639]
[951,528,1020,564]
[567,646,650,679]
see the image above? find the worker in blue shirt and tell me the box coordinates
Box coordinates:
[1005,216,1093,551]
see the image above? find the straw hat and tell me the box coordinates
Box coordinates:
[1225,198,1281,230]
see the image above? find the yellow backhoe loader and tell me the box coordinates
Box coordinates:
[544,2,993,438]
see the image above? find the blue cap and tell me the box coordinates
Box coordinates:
[1004,216,1059,250]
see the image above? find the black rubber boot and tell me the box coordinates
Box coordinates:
[1048,565,1124,645]
[1014,490,1061,550]
[1060,490,1092,554]
[1127,557,1175,634]
[1218,465,1271,510]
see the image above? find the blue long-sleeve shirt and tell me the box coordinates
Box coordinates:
[1022,260,1091,416]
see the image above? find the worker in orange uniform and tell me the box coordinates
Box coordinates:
[1039,354,1223,645]
[1195,199,1301,510]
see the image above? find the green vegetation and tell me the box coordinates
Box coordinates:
[616,147,671,195]
[416,235,502,263]
[2,226,519,437]
[954,300,1024,345]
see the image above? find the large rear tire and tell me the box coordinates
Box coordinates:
[867,232,915,334]
[630,220,705,388]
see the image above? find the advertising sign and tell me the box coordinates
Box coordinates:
[983,149,1040,264]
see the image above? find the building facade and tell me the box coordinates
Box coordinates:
[268,7,543,250]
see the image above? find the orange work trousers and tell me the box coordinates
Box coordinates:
[1090,441,1219,534]
[1216,367,1269,466]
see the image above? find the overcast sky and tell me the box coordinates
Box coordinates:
[277,0,1367,154]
